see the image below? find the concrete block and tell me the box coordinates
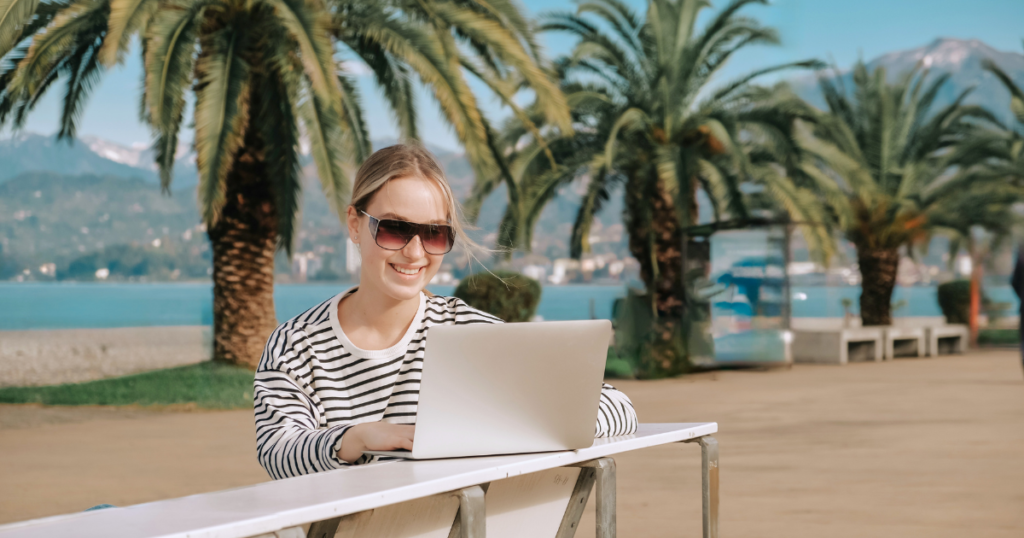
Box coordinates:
[926,325,969,356]
[883,326,926,359]
[792,327,884,364]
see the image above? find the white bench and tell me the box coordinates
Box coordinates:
[792,327,884,364]
[926,325,969,356]
[0,423,719,538]
[883,327,926,359]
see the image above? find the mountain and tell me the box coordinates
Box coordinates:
[81,136,197,184]
[0,172,206,279]
[791,38,1024,125]
[0,133,468,191]
[0,132,202,186]
[0,133,155,182]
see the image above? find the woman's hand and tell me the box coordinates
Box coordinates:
[338,422,415,463]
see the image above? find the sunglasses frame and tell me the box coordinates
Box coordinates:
[361,210,456,255]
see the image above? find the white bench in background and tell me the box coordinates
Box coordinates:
[0,423,719,538]
[792,327,884,364]
[926,325,969,356]
[882,327,926,359]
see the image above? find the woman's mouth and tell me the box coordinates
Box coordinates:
[391,264,422,276]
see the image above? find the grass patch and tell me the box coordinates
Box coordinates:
[978,329,1020,347]
[0,362,254,409]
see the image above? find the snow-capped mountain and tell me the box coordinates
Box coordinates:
[791,38,1024,125]
[81,136,193,170]
[0,132,152,182]
[81,137,151,168]
[0,133,197,186]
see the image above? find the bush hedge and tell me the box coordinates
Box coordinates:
[937,280,970,324]
[453,270,542,322]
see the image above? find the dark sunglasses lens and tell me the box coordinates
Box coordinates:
[421,225,454,254]
[374,220,414,250]
[373,218,453,254]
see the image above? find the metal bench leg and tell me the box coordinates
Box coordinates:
[594,458,616,538]
[698,436,719,538]
[571,457,616,538]
[307,517,341,538]
[455,485,486,538]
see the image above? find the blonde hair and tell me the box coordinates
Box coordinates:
[350,144,486,261]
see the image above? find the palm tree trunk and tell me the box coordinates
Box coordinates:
[207,120,279,369]
[857,245,899,326]
[625,171,687,376]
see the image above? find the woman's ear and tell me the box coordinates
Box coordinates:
[345,206,360,244]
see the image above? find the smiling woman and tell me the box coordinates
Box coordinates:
[252,144,638,479]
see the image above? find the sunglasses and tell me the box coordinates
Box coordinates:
[362,211,455,255]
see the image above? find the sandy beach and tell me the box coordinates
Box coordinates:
[1,350,1022,537]
[0,326,211,387]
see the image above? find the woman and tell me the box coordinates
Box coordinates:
[254,145,638,480]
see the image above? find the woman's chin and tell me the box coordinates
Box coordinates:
[381,273,427,300]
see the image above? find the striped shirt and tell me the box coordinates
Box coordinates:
[254,288,638,480]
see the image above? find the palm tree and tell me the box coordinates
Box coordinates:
[0,0,569,368]
[794,61,1002,326]
[467,0,828,376]
[929,52,1024,340]
[929,183,1020,343]
[958,54,1024,186]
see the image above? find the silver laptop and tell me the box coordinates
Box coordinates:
[364,319,611,460]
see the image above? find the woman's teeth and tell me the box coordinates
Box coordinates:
[392,264,420,275]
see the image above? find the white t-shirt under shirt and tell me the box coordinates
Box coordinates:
[254,288,639,480]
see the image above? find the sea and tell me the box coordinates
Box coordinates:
[0,282,1019,330]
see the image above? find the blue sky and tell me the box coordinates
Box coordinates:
[8,0,1024,151]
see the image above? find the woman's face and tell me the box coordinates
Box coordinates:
[346,175,448,303]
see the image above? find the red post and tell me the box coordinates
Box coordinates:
[969,262,981,348]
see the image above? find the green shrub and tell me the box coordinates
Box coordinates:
[937,280,1003,325]
[454,270,541,322]
[937,280,970,324]
[604,347,635,379]
[978,329,1020,346]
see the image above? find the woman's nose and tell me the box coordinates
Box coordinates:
[402,234,426,258]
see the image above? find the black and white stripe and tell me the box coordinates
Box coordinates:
[254,289,638,480]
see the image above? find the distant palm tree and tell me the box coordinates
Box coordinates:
[794,61,1004,326]
[466,0,827,376]
[960,54,1024,185]
[0,0,569,367]
[929,52,1024,340]
[929,182,1020,342]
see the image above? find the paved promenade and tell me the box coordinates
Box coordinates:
[1,350,1021,537]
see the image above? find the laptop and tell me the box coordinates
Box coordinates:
[364,319,611,460]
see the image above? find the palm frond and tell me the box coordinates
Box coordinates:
[300,87,349,218]
[0,0,39,58]
[348,39,418,140]
[193,23,251,226]
[336,72,370,163]
[357,17,492,180]
[265,0,340,108]
[57,26,103,138]
[570,162,612,258]
[431,1,571,134]
[100,0,157,65]
[143,0,206,189]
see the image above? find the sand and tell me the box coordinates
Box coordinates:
[0,326,211,387]
[1,350,1022,537]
